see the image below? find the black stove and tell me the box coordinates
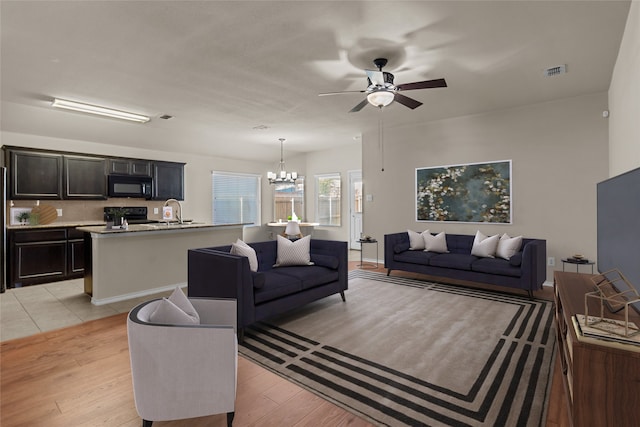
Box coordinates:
[103,206,159,224]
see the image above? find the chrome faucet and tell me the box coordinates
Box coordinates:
[163,198,183,224]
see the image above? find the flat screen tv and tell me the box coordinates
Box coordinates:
[597,166,640,303]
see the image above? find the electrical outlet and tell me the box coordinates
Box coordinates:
[548,257,555,267]
[154,207,159,214]
[56,209,63,217]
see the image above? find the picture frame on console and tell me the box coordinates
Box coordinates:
[416,160,512,223]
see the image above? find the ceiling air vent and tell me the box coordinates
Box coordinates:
[543,64,567,77]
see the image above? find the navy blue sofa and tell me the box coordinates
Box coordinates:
[188,239,348,340]
[385,232,546,298]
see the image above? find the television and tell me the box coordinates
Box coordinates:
[597,166,640,304]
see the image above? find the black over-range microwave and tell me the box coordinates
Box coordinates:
[107,174,153,199]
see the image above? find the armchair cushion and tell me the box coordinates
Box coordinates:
[149,287,200,325]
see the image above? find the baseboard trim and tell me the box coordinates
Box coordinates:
[91,282,187,306]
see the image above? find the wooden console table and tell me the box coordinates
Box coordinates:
[554,271,640,426]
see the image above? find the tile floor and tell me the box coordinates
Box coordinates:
[1,250,365,342]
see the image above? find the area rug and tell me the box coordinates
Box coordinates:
[239,270,556,427]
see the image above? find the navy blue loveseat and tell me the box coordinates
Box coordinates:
[188,239,348,340]
[385,232,546,298]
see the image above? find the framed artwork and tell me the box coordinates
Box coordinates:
[416,160,512,223]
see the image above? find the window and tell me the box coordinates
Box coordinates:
[316,173,341,226]
[273,177,305,222]
[211,171,260,225]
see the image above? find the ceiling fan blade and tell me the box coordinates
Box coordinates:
[318,90,366,96]
[349,98,370,113]
[365,69,385,86]
[396,78,447,91]
[394,93,423,109]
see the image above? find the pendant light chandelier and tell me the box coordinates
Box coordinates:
[267,138,298,184]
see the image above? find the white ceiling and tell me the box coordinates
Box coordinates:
[0,1,631,163]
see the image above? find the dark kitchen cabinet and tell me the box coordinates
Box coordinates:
[8,227,85,288]
[108,158,151,176]
[9,150,63,199]
[67,228,85,274]
[152,161,185,200]
[64,155,107,199]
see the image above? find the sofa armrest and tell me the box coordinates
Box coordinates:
[520,239,547,290]
[188,248,256,328]
[384,232,409,270]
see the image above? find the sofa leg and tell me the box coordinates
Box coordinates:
[527,290,534,300]
[227,411,235,426]
[142,420,153,427]
[339,291,346,302]
[387,269,392,276]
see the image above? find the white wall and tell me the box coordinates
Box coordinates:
[609,0,640,177]
[303,142,362,242]
[362,93,610,282]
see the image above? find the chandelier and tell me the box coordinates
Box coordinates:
[267,138,298,184]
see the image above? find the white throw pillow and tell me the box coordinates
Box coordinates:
[471,230,500,258]
[148,287,200,325]
[424,231,449,253]
[231,239,258,272]
[274,235,314,267]
[496,233,523,260]
[407,229,428,250]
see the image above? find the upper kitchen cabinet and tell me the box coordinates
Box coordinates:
[108,158,151,176]
[9,149,63,199]
[63,155,107,199]
[152,161,185,200]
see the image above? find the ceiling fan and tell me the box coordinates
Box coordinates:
[319,58,447,112]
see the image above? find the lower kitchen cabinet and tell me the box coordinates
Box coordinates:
[8,227,85,288]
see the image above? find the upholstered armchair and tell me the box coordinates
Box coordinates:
[127,297,237,427]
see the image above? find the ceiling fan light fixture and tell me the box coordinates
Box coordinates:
[51,98,150,123]
[367,90,395,108]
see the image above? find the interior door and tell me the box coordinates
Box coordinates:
[349,170,363,249]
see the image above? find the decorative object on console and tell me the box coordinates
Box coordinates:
[282,220,303,240]
[416,160,512,223]
[588,269,640,317]
[267,138,297,184]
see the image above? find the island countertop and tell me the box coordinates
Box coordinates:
[77,222,245,236]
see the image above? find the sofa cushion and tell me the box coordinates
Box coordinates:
[273,265,340,290]
[408,229,428,250]
[471,231,500,258]
[509,252,523,266]
[310,253,339,269]
[254,273,302,304]
[231,239,258,272]
[251,272,266,289]
[394,241,411,253]
[394,250,439,266]
[424,232,449,253]
[274,235,314,267]
[429,253,476,270]
[496,233,523,260]
[472,257,522,278]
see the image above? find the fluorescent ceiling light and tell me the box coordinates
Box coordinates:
[51,98,150,123]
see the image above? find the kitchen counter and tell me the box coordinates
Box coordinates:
[81,222,246,305]
[77,222,231,235]
[7,220,105,230]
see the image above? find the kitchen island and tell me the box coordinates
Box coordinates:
[78,223,245,305]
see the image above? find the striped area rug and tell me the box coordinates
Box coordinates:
[240,270,556,426]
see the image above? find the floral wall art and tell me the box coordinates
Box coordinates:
[416,160,512,223]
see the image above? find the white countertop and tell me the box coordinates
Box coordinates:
[77,222,245,235]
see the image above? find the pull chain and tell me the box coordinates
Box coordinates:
[378,106,385,172]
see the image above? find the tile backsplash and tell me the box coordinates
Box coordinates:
[7,198,167,224]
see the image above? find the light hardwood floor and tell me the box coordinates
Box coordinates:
[0,260,569,426]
